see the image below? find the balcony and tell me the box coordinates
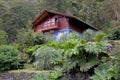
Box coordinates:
[40,22,60,32]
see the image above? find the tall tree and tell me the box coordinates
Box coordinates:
[0,0,36,43]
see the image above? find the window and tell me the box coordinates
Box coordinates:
[51,18,55,25]
[43,18,56,27]
[43,22,47,27]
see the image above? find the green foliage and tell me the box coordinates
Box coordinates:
[47,33,79,50]
[63,39,109,72]
[91,61,119,80]
[33,46,58,70]
[83,29,96,41]
[17,28,44,47]
[49,71,63,80]
[34,31,45,45]
[109,41,120,79]
[93,32,107,42]
[0,30,7,45]
[25,45,41,63]
[0,0,36,43]
[68,32,80,40]
[31,72,49,80]
[31,32,112,79]
[17,28,35,47]
[109,28,120,40]
[31,71,63,80]
[43,32,55,43]
[0,45,20,72]
[44,32,109,74]
[85,42,109,55]
[91,41,120,80]
[46,32,109,73]
[107,20,120,40]
[16,28,44,59]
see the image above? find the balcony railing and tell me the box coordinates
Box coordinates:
[40,22,60,31]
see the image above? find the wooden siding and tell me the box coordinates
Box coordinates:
[58,16,69,29]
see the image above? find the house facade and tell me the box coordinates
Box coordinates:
[32,10,97,40]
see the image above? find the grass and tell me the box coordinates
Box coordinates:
[9,69,51,73]
[9,63,52,73]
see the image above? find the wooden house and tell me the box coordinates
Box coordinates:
[32,10,97,40]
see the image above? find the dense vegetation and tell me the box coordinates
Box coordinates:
[30,31,120,80]
[0,0,120,80]
[0,45,20,71]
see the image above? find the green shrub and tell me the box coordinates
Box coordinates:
[46,32,110,73]
[33,46,59,70]
[63,39,110,72]
[34,31,45,45]
[91,61,119,80]
[49,71,63,80]
[108,20,120,40]
[0,45,20,72]
[110,40,120,79]
[25,45,41,63]
[16,28,44,49]
[83,29,97,41]
[91,40,120,80]
[31,72,49,80]
[31,71,63,80]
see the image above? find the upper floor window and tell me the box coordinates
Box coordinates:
[43,17,57,27]
[51,18,55,25]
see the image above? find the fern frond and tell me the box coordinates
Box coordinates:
[63,58,78,71]
[79,55,100,72]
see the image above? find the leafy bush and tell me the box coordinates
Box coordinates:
[49,71,63,80]
[90,40,120,80]
[63,39,110,72]
[109,40,120,79]
[91,61,119,80]
[33,31,112,79]
[108,20,120,40]
[43,32,110,80]
[109,30,120,40]
[33,46,59,70]
[49,33,108,73]
[34,31,45,45]
[31,71,63,80]
[31,72,49,80]
[16,28,45,63]
[83,29,97,41]
[17,28,35,47]
[16,28,44,48]
[45,32,110,74]
[25,45,41,63]
[0,45,20,71]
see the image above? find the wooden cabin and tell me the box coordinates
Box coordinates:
[32,10,97,40]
